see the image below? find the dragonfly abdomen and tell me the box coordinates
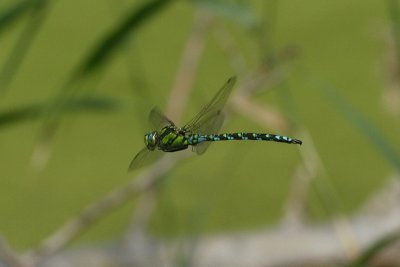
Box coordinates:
[188,133,302,145]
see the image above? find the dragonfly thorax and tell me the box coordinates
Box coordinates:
[144,131,158,151]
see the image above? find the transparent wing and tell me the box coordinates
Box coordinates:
[148,107,174,130]
[128,147,164,171]
[183,76,236,134]
[193,112,225,155]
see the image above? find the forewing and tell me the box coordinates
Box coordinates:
[148,107,174,130]
[194,112,225,155]
[128,147,164,171]
[183,76,236,133]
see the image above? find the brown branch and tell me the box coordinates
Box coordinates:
[0,237,26,267]
[283,130,361,259]
[126,8,213,239]
[18,8,214,266]
[118,176,400,267]
[213,21,361,262]
[231,91,289,132]
[43,178,400,267]
[166,9,213,123]
[22,153,189,265]
[213,24,293,132]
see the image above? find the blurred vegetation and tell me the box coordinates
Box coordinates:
[1,1,400,265]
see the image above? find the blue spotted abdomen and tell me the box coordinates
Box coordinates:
[188,133,302,145]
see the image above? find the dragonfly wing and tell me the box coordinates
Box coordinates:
[193,112,225,155]
[128,147,164,171]
[183,76,236,133]
[148,107,174,130]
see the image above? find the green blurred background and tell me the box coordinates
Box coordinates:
[0,0,399,254]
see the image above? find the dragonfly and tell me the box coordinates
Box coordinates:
[129,76,302,170]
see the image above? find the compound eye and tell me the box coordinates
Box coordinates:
[144,132,157,150]
[150,133,156,144]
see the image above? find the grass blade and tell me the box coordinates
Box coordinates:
[387,0,400,74]
[0,96,121,129]
[348,231,400,267]
[0,1,48,95]
[316,82,400,171]
[73,0,173,80]
[0,0,46,34]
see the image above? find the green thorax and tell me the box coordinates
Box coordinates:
[145,125,189,152]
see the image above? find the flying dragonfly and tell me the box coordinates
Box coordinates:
[129,76,302,170]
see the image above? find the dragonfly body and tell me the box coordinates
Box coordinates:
[129,76,302,170]
[144,126,302,153]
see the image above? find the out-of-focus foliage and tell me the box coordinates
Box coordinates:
[0,3,399,266]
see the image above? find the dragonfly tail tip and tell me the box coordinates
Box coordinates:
[293,139,302,145]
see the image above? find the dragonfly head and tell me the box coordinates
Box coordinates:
[144,131,158,151]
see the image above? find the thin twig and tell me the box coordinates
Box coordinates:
[166,9,213,123]
[19,8,213,266]
[0,237,26,267]
[21,177,400,267]
[282,163,312,228]
[231,91,289,132]
[127,7,213,237]
[214,20,361,261]
[22,153,189,265]
[213,24,291,131]
[296,130,361,259]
